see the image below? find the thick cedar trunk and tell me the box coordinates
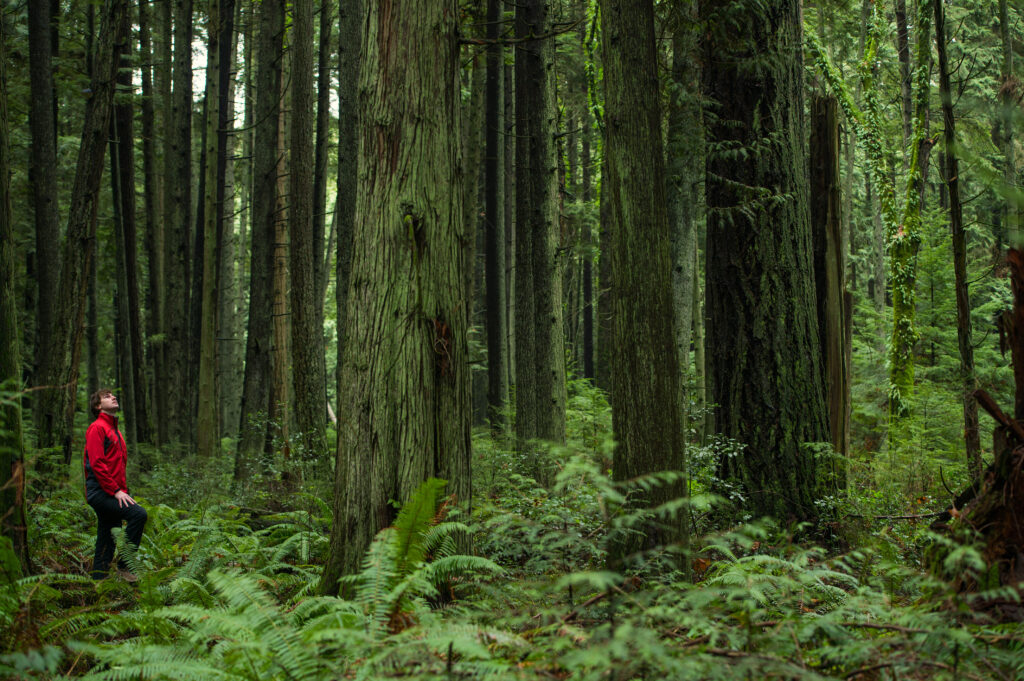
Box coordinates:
[484,0,508,426]
[703,0,828,522]
[504,62,516,392]
[596,155,613,394]
[602,0,687,560]
[515,0,566,460]
[810,95,849,475]
[164,0,194,445]
[28,0,61,394]
[320,0,469,591]
[35,0,129,462]
[335,0,361,365]
[272,80,291,463]
[935,0,980,477]
[0,16,29,573]
[237,0,283,469]
[290,0,329,461]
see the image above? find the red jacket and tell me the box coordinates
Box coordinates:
[83,412,128,500]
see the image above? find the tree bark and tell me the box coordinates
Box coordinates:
[999,0,1018,248]
[515,0,566,463]
[28,0,61,396]
[484,0,508,426]
[313,0,333,317]
[320,0,470,592]
[237,0,284,470]
[935,0,981,478]
[601,0,687,561]
[810,95,849,477]
[703,0,829,522]
[0,15,29,573]
[164,0,194,445]
[290,0,329,462]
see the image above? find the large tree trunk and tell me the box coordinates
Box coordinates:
[237,0,283,472]
[313,0,333,316]
[35,0,130,463]
[28,0,61,396]
[601,0,687,561]
[935,0,981,479]
[703,0,829,522]
[810,95,850,477]
[514,0,566,465]
[484,0,508,426]
[320,0,469,592]
[999,0,1018,249]
[290,0,329,462]
[164,0,194,446]
[0,16,29,573]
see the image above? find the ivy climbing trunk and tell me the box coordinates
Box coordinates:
[703,0,829,522]
[320,0,470,592]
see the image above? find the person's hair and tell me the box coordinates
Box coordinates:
[90,389,113,417]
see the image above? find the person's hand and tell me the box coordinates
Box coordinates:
[114,490,136,508]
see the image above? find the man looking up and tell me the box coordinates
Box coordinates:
[83,389,147,580]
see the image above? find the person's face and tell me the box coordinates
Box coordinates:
[99,393,119,413]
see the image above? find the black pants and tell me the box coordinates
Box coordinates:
[87,493,147,579]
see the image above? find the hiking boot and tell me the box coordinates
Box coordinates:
[116,569,139,583]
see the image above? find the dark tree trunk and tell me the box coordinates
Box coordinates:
[335,0,361,364]
[703,0,829,522]
[290,0,329,461]
[237,0,284,471]
[484,0,508,426]
[28,0,61,395]
[601,0,687,562]
[515,0,566,461]
[810,95,849,481]
[320,0,469,592]
[0,15,29,573]
[935,0,981,478]
[164,0,194,445]
[313,0,333,313]
[895,0,913,171]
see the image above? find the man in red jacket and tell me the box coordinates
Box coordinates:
[83,389,147,580]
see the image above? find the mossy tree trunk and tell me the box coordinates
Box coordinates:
[602,0,687,560]
[320,0,470,593]
[704,0,829,522]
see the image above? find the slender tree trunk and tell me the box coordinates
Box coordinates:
[935,0,981,479]
[28,0,61,395]
[35,0,129,465]
[237,0,283,470]
[335,0,361,366]
[313,0,333,316]
[515,0,566,463]
[602,0,687,561]
[0,17,29,573]
[596,154,613,394]
[272,80,291,463]
[894,0,913,171]
[703,0,829,522]
[504,61,516,398]
[110,115,137,447]
[810,95,849,477]
[290,0,329,461]
[165,0,194,445]
[667,1,702,431]
[999,0,1018,249]
[320,0,469,591]
[484,0,508,426]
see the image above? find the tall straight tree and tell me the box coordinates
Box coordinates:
[313,0,333,310]
[0,15,29,572]
[34,0,130,462]
[934,0,980,478]
[703,0,829,521]
[601,0,687,558]
[237,0,284,471]
[320,0,470,592]
[164,0,194,445]
[28,0,61,394]
[515,0,566,459]
[999,0,1017,248]
[290,0,329,461]
[484,0,508,426]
